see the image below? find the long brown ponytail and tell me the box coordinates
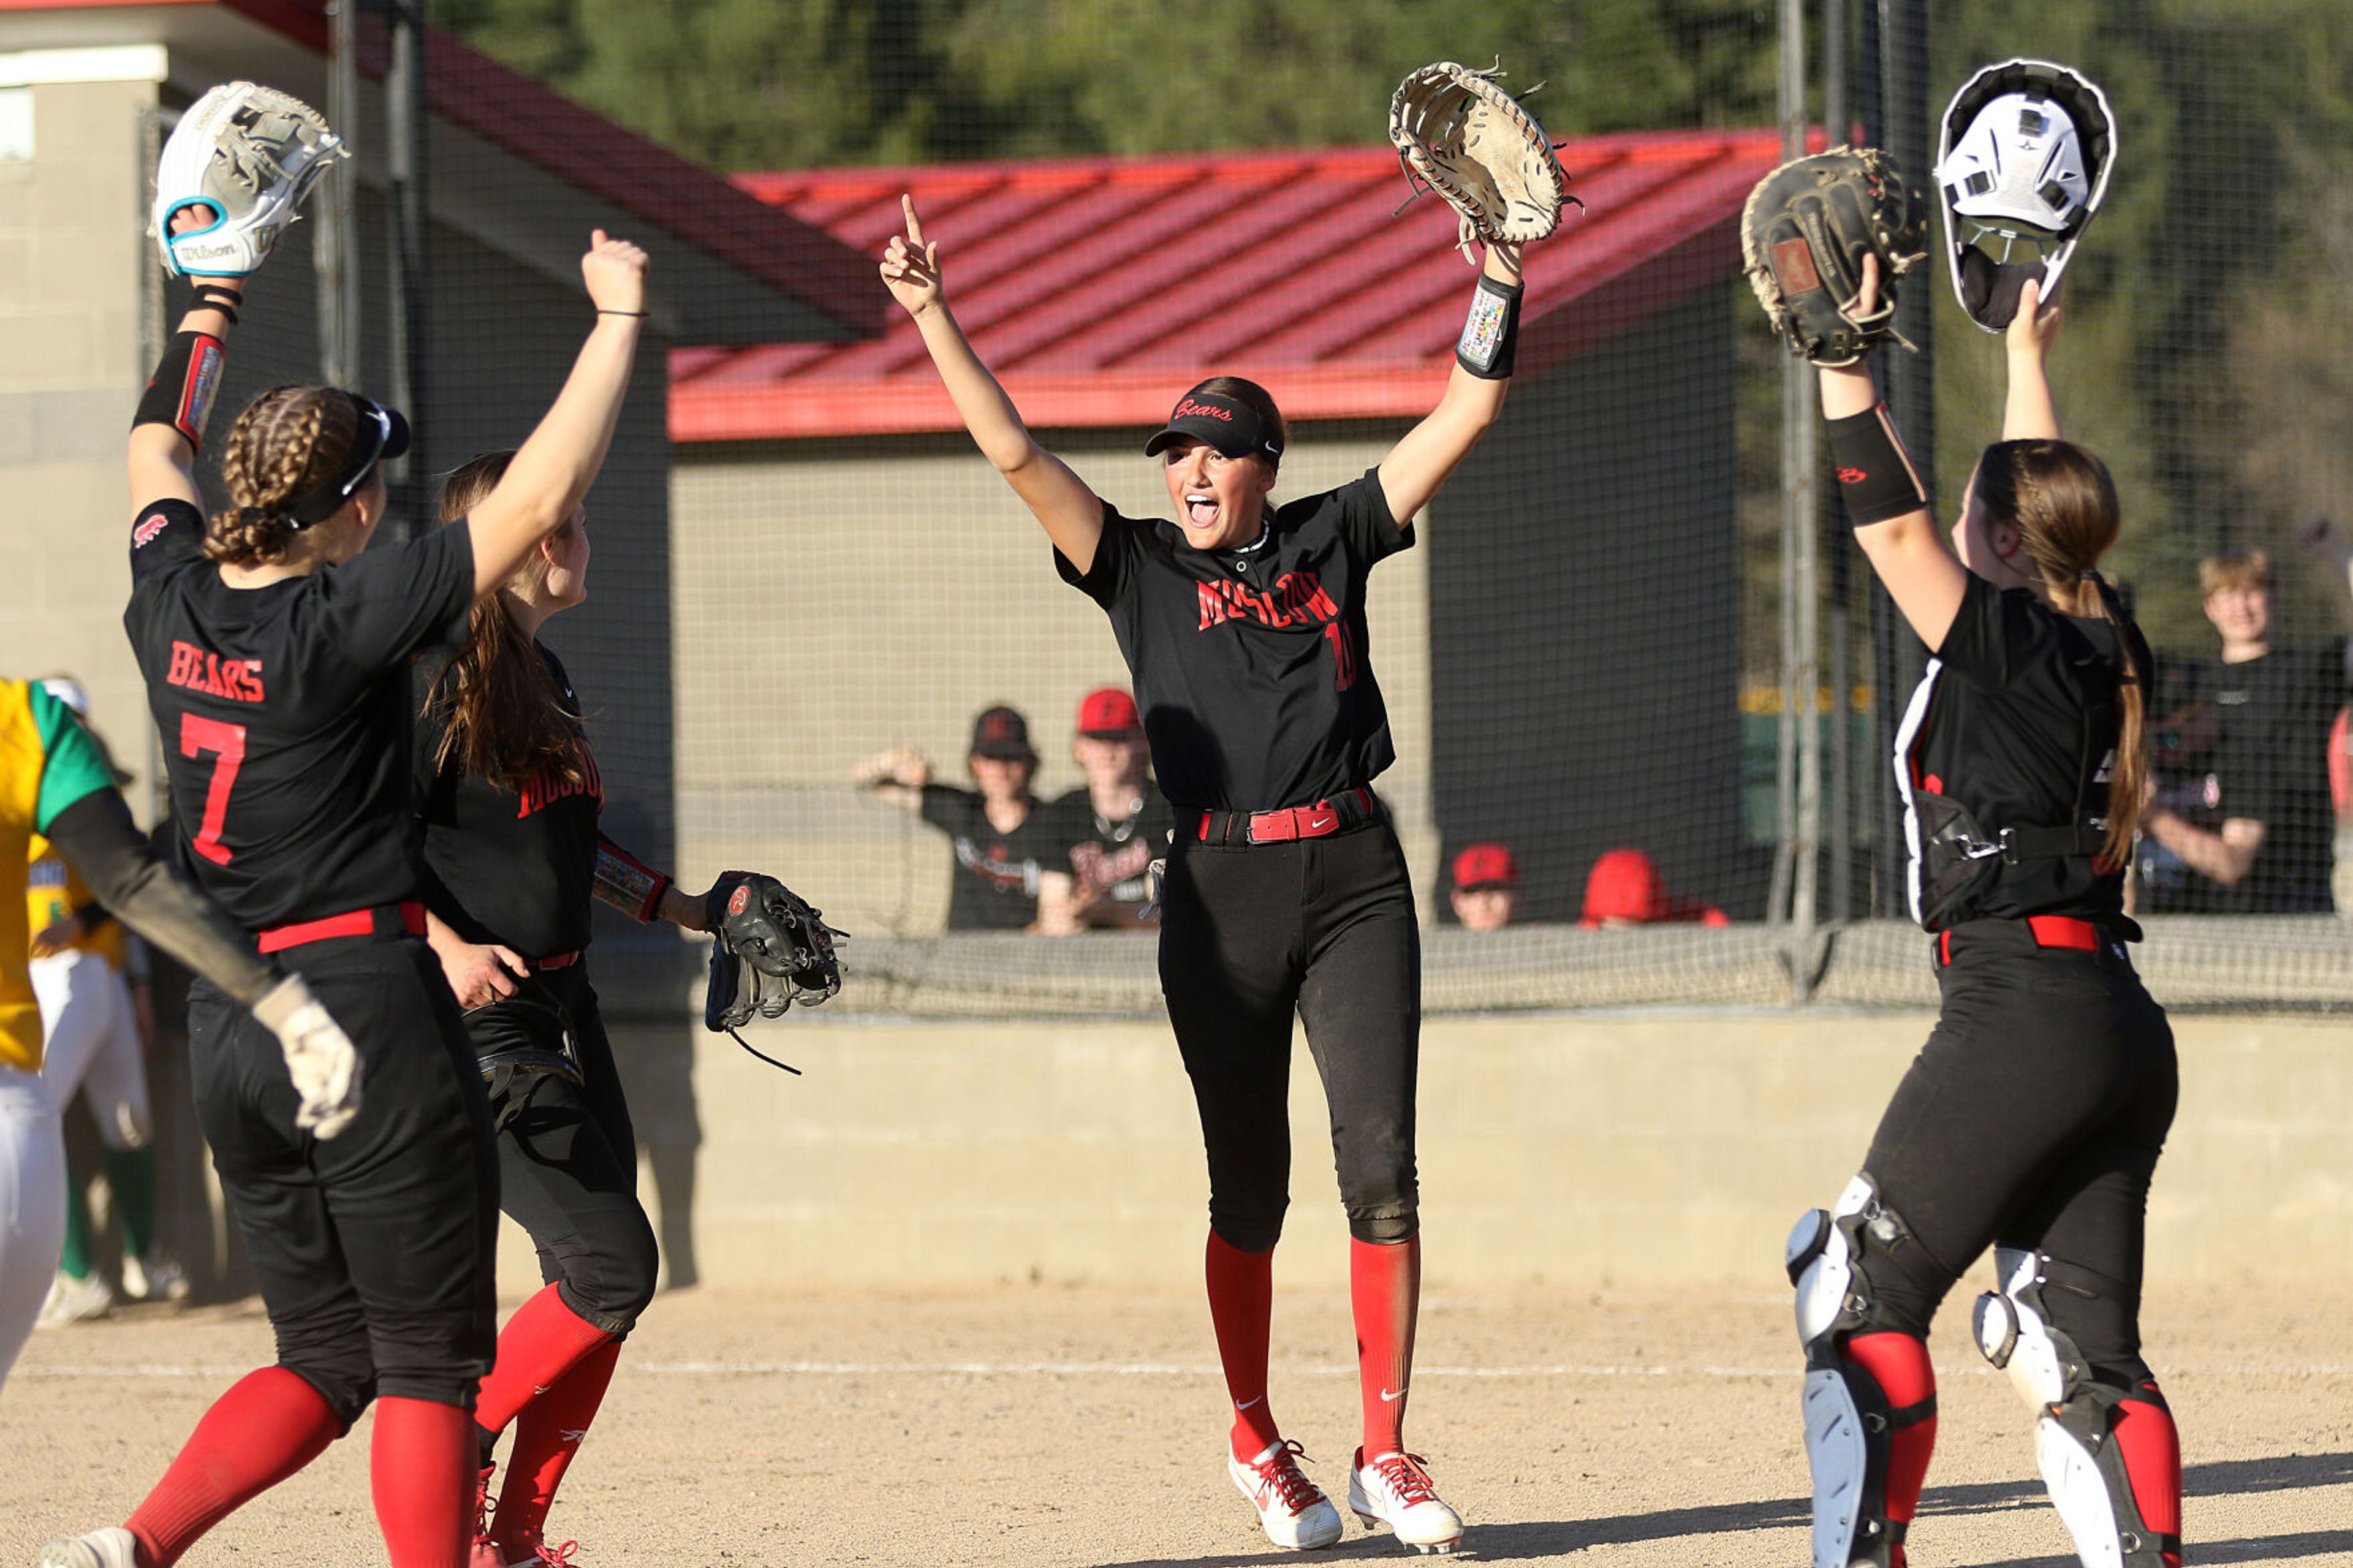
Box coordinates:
[207,385,362,565]
[1974,439,2146,864]
[420,450,584,792]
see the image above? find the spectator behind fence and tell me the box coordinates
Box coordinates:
[1578,848,1729,929]
[2139,540,2349,912]
[857,705,1079,932]
[1449,843,1519,931]
[1038,687,1170,933]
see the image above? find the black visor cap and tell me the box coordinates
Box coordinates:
[287,395,411,527]
[1142,391,1282,464]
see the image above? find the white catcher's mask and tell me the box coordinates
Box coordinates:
[1934,59,2117,333]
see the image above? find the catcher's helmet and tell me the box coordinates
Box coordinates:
[1933,59,2116,333]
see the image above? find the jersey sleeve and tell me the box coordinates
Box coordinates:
[918,783,965,833]
[128,498,208,583]
[1928,573,2024,689]
[316,520,479,673]
[1054,506,1145,608]
[1327,468,1414,568]
[28,683,122,835]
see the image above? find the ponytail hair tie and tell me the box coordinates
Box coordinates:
[2079,567,2104,584]
[238,505,277,528]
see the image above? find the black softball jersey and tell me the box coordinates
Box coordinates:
[412,643,604,960]
[1895,572,2151,931]
[919,784,1083,931]
[1055,468,1411,812]
[124,496,474,930]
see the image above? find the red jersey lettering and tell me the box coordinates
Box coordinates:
[513,740,604,819]
[1194,570,1338,634]
[165,639,265,703]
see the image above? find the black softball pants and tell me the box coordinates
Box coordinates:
[189,935,499,1428]
[1158,819,1420,1251]
[1860,919,2178,1382]
[479,966,658,1336]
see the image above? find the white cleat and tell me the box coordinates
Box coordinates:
[122,1252,191,1306]
[34,1272,111,1330]
[1349,1448,1465,1555]
[1228,1439,1344,1550]
[37,1527,141,1568]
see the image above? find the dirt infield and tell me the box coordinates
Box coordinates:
[4,1282,2349,1566]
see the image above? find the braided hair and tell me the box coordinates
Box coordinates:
[1974,438,2148,865]
[205,385,363,566]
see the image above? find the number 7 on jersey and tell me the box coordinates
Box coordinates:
[180,711,246,865]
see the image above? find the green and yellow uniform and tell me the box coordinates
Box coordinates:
[0,681,119,1071]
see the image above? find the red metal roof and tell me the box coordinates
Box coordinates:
[672,129,1782,443]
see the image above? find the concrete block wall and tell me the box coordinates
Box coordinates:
[524,1009,2353,1292]
[0,69,158,776]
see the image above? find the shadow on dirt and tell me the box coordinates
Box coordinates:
[1090,1453,2353,1567]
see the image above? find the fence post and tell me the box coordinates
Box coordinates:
[1776,0,1822,996]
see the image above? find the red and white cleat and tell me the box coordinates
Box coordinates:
[469,1464,503,1568]
[1228,1438,1344,1550]
[1349,1449,1465,1555]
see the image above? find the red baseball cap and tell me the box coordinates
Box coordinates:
[1581,849,1665,925]
[1076,687,1142,738]
[1451,843,1518,892]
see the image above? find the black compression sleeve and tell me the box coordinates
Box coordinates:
[42,792,276,1007]
[1825,404,1931,526]
[133,330,227,451]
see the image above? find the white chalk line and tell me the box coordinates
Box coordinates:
[17,1359,2346,1381]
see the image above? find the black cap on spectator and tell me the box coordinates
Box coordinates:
[969,705,1035,761]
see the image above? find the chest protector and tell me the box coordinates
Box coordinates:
[1910,648,2116,931]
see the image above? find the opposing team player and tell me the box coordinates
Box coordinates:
[0,677,354,1390]
[26,680,186,1325]
[1779,246,2181,1568]
[412,450,709,1568]
[39,89,650,1567]
[883,170,1540,1548]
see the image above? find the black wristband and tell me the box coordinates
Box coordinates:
[1455,275,1522,379]
[597,309,648,317]
[1825,404,1930,526]
[191,284,241,325]
[133,330,227,451]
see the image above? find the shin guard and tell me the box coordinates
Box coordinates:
[1788,1174,1935,1568]
[1974,1249,2180,1568]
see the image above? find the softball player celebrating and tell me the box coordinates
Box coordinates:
[413,449,701,1568]
[1787,262,2180,1568]
[39,215,647,1568]
[0,678,323,1390]
[885,195,1531,1553]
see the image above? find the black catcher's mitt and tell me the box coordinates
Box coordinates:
[702,872,844,1067]
[1741,148,1928,366]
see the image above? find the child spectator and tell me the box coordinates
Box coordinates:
[1039,688,1169,932]
[1577,848,1729,928]
[857,706,1079,931]
[1448,843,1519,931]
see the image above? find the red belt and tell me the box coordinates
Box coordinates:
[531,950,581,972]
[257,901,425,955]
[1189,788,1375,846]
[1936,914,2100,966]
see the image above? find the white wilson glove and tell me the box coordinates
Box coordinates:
[153,81,349,278]
[249,974,363,1138]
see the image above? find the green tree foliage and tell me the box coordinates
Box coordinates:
[430,0,1779,167]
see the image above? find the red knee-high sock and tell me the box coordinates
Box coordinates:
[1205,1231,1279,1461]
[126,1366,340,1567]
[1844,1331,1938,1568]
[474,1284,616,1436]
[372,1396,472,1568]
[1351,1235,1420,1459]
[491,1339,622,1554]
[2113,1383,2183,1568]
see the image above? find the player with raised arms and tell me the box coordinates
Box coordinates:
[411,449,833,1568]
[39,83,648,1568]
[1745,116,2180,1568]
[879,58,1568,1555]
